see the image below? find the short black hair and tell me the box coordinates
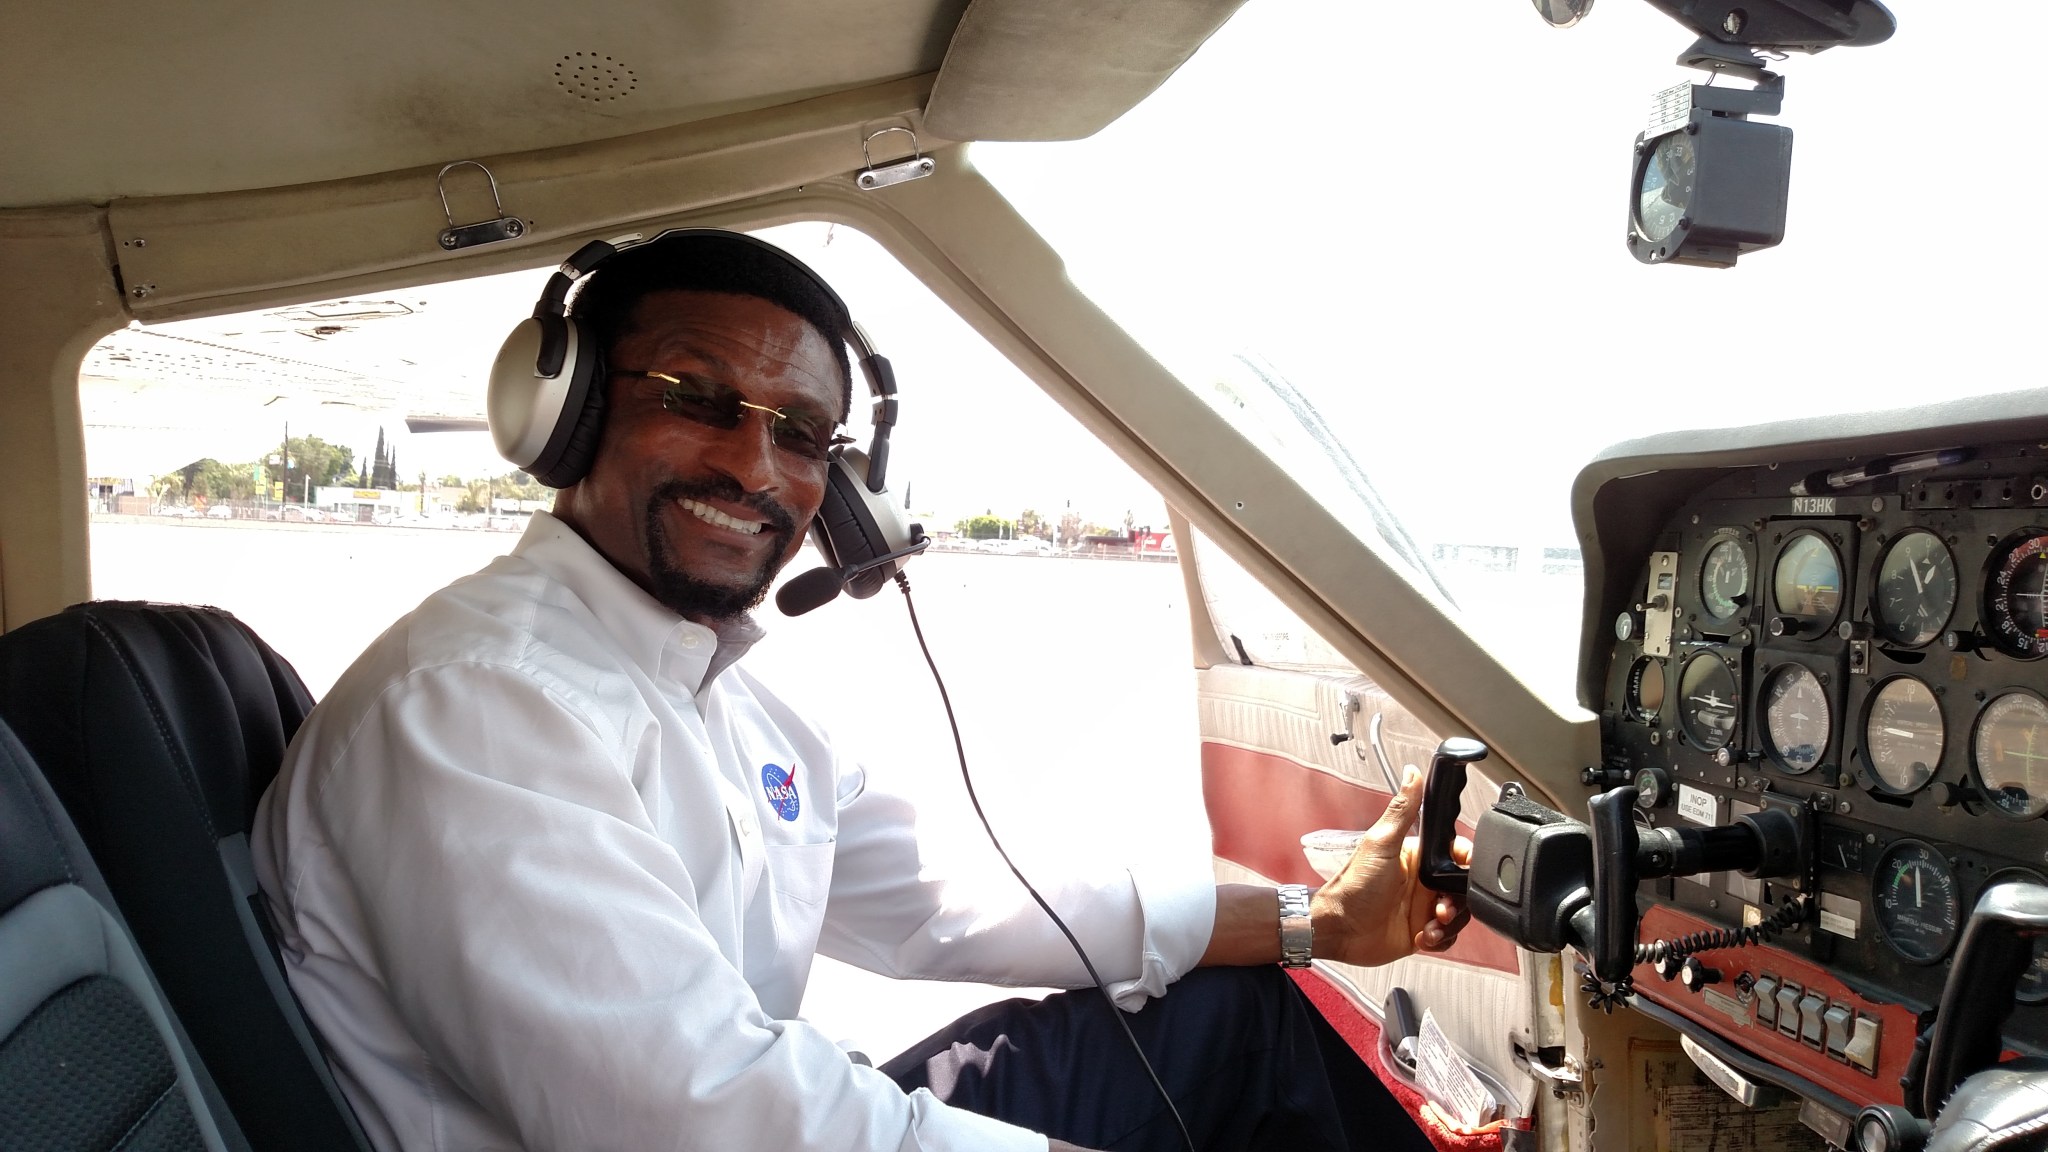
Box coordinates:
[568,231,855,419]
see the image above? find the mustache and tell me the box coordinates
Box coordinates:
[648,477,800,540]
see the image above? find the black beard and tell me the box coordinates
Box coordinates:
[643,478,801,622]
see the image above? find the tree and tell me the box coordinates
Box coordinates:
[1016,509,1047,540]
[267,435,355,500]
[1059,507,1083,547]
[953,514,1012,541]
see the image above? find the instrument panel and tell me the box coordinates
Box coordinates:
[1598,439,2048,1105]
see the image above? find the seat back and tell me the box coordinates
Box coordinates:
[0,712,247,1152]
[0,603,368,1152]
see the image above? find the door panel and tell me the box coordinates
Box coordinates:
[1197,662,1534,1104]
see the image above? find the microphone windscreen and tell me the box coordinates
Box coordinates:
[776,566,847,617]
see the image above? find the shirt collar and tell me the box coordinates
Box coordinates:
[511,510,766,695]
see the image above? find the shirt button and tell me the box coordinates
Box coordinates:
[679,633,701,649]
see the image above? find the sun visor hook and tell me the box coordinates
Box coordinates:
[856,127,936,191]
[436,160,528,251]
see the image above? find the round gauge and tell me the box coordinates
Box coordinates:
[1772,533,1844,632]
[1699,537,1751,621]
[1677,652,1739,752]
[1635,131,1696,244]
[1873,529,1957,648]
[1761,664,1830,773]
[1863,676,1945,795]
[1984,531,2048,659]
[1974,691,2048,820]
[1873,839,1963,964]
[1985,870,2048,1004]
[1625,656,1666,723]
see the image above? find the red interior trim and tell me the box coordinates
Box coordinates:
[1203,741,1521,974]
[1290,969,1508,1152]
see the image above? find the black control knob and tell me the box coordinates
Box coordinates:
[1634,766,1673,811]
[1768,615,1800,637]
[1715,747,1750,767]
[1838,620,1873,642]
[1944,630,1984,654]
[1615,610,1646,642]
[1854,1104,1928,1152]
[1582,765,1631,789]
[1654,953,1684,982]
[1679,957,1722,992]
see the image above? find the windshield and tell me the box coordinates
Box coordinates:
[976,1,2038,704]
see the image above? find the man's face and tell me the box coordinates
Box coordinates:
[553,289,843,624]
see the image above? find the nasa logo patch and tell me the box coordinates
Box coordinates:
[760,763,800,822]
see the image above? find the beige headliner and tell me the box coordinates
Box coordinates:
[3,0,1237,208]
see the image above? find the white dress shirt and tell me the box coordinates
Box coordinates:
[253,511,1215,1152]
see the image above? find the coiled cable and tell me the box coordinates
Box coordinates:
[1633,893,1812,967]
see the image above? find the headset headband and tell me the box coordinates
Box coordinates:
[533,228,897,489]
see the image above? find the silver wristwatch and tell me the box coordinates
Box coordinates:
[1277,884,1313,968]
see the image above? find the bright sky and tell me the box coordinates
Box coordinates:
[84,0,2044,548]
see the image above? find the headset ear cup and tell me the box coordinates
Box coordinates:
[525,318,608,488]
[814,450,913,598]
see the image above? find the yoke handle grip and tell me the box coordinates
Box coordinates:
[1587,788,1641,985]
[1418,738,1488,894]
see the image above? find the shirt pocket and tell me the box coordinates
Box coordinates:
[763,839,835,908]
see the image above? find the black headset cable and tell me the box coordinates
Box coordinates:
[893,572,1198,1152]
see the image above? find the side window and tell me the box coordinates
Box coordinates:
[1186,524,1356,673]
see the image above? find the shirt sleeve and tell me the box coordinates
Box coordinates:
[816,760,1218,1010]
[268,661,1046,1152]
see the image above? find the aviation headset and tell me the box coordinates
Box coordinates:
[486,228,918,600]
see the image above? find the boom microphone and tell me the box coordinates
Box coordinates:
[775,537,931,617]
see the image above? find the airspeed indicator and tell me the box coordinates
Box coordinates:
[1700,537,1750,621]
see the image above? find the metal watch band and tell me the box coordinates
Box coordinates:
[1278,884,1313,969]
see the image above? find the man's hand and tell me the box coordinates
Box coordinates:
[1310,765,1472,968]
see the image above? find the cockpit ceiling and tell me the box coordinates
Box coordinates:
[3,0,1243,210]
[1,0,972,207]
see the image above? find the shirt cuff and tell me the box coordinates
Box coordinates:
[1102,856,1217,1011]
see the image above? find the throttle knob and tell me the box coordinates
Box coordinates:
[1654,953,1684,982]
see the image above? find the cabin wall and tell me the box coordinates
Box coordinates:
[0,208,125,629]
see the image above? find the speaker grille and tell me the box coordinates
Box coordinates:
[555,53,638,103]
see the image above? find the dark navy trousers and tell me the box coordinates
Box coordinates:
[880,966,1434,1152]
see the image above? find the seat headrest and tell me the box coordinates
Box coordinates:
[0,601,314,849]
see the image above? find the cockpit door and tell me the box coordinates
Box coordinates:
[1175,516,1558,1145]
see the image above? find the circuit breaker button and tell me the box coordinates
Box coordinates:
[1823,1004,1853,1059]
[1752,976,1780,1026]
[1775,983,1803,1038]
[1799,992,1828,1049]
[1845,1015,1882,1074]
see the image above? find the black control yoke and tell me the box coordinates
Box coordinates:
[1916,880,2048,1118]
[1417,738,1809,995]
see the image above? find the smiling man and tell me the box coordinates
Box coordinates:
[254,231,1466,1152]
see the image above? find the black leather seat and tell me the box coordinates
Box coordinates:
[0,710,248,1152]
[0,603,368,1152]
